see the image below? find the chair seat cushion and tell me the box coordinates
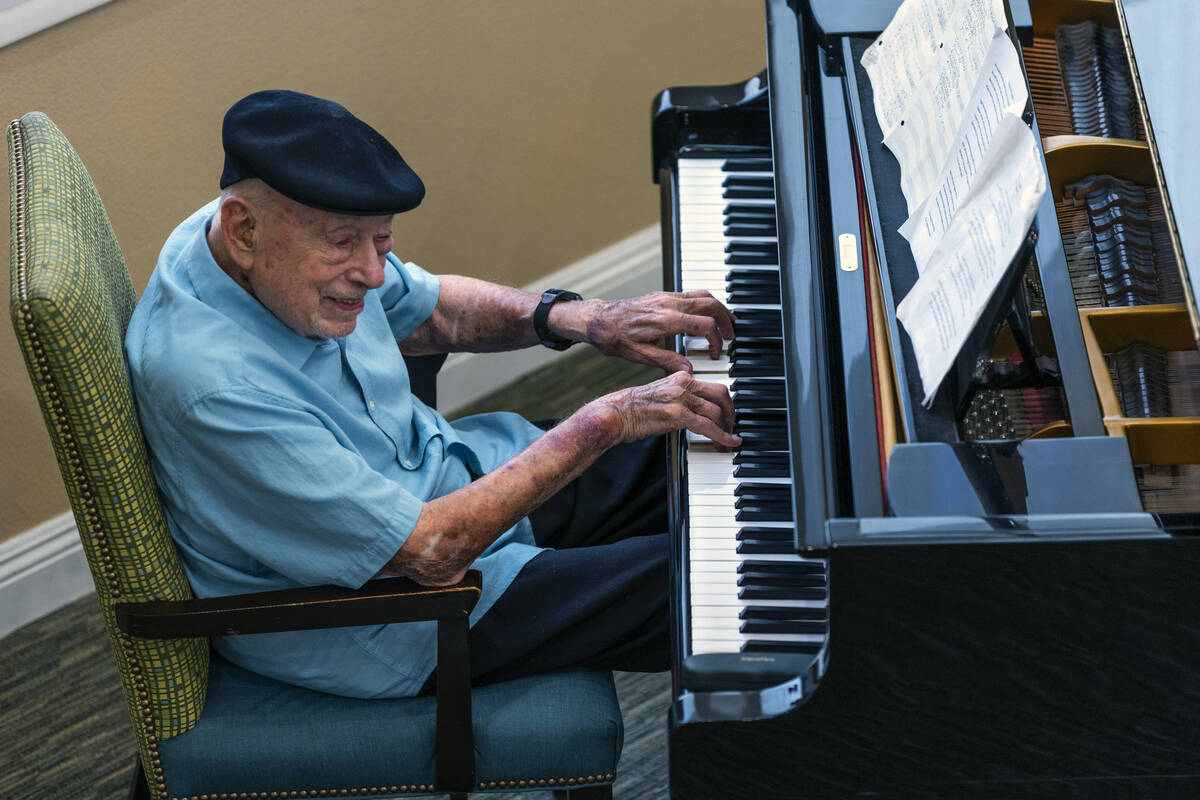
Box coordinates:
[156,652,623,798]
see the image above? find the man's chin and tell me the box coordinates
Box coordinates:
[311,318,358,340]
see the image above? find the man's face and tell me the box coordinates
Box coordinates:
[247,200,394,340]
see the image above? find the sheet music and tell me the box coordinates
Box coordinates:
[882,2,1010,213]
[896,117,1046,407]
[861,0,1007,135]
[898,31,1029,273]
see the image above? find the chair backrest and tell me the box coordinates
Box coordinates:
[7,112,208,792]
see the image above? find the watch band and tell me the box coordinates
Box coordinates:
[533,289,583,350]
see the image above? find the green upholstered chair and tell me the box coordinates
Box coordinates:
[8,111,622,800]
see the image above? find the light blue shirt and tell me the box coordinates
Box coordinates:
[126,200,545,698]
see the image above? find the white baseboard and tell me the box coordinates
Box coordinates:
[438,225,664,415]
[0,0,116,50]
[0,511,92,639]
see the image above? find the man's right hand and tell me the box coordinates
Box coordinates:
[591,371,741,449]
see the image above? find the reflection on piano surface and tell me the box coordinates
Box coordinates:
[653,1,1200,797]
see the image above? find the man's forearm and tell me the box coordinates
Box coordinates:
[400,275,598,355]
[384,401,622,584]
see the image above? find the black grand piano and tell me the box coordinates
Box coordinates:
[653,1,1200,796]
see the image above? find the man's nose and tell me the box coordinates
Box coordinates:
[348,249,386,289]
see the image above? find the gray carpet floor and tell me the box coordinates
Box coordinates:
[0,348,671,799]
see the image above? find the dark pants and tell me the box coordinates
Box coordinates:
[423,435,671,692]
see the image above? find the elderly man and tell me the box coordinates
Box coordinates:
[126,90,739,699]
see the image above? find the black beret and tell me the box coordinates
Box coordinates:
[220,90,425,215]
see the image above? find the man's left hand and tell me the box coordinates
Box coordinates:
[578,290,735,373]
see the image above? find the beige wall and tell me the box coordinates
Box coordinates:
[0,0,763,542]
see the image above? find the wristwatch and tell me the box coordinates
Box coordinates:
[533,288,583,350]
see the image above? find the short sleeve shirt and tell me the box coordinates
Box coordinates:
[125,199,545,698]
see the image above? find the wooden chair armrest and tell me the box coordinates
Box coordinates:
[114,570,481,639]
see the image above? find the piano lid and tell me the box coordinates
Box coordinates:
[1117,0,1200,345]
[807,0,1031,37]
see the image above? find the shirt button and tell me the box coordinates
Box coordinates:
[369,401,376,411]
[401,459,414,468]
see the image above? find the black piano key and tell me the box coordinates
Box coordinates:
[734,492,790,505]
[739,571,825,589]
[740,619,828,635]
[728,348,783,363]
[724,357,782,371]
[735,527,793,541]
[723,187,775,200]
[729,424,787,438]
[725,241,778,255]
[732,450,788,464]
[739,585,826,601]
[734,409,786,422]
[734,502,792,517]
[723,177,775,189]
[726,266,779,277]
[728,335,782,347]
[731,376,784,390]
[725,253,779,266]
[724,204,776,220]
[731,453,789,466]
[726,292,783,306]
[726,275,781,289]
[736,508,792,522]
[730,362,785,374]
[727,290,782,305]
[731,345,784,356]
[741,641,823,655]
[731,380,786,395]
[734,463,790,478]
[733,424,788,437]
[736,444,790,455]
[730,397,784,410]
[724,277,782,292]
[729,308,782,322]
[740,605,827,620]
[734,505,792,519]
[733,488,790,500]
[736,540,794,555]
[734,431,789,445]
[729,537,796,551]
[730,354,784,367]
[734,481,789,495]
[722,157,774,172]
[725,223,778,238]
[737,560,824,576]
[724,297,782,309]
[738,574,818,589]
[730,391,785,409]
[722,175,774,188]
[733,320,782,338]
[729,363,783,378]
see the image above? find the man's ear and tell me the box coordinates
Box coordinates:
[220,196,258,269]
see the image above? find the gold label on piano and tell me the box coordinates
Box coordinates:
[838,233,859,272]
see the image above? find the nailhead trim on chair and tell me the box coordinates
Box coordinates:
[477,774,616,791]
[168,773,617,800]
[10,116,173,800]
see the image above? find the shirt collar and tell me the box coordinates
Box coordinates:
[183,206,325,370]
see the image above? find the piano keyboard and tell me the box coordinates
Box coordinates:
[676,156,829,660]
